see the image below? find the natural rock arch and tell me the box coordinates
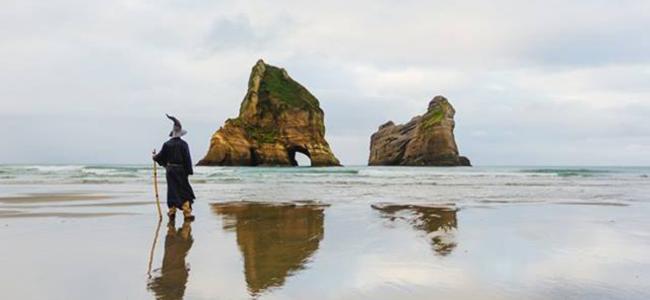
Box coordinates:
[287,146,311,166]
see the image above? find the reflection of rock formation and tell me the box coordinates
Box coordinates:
[211,201,326,296]
[148,221,194,300]
[372,204,457,256]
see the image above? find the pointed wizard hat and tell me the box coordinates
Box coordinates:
[166,114,187,138]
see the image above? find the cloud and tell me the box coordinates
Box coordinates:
[203,14,296,52]
[1,0,649,165]
[205,16,260,50]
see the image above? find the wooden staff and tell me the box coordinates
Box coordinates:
[146,219,162,278]
[153,149,162,221]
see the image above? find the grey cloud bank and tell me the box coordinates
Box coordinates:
[1,0,649,165]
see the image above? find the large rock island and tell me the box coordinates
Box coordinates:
[198,60,340,166]
[369,95,471,166]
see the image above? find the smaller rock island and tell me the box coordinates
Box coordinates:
[369,95,471,166]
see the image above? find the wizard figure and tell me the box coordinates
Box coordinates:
[153,114,196,221]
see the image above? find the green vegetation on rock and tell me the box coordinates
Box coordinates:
[420,108,445,130]
[261,65,320,111]
[229,117,279,144]
[227,117,244,127]
[246,126,279,144]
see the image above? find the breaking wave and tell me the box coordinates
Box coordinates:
[521,168,613,177]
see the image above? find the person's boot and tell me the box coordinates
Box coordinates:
[182,201,195,222]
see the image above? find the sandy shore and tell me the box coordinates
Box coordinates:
[0,180,649,299]
[0,193,113,204]
[0,212,137,218]
[0,192,148,219]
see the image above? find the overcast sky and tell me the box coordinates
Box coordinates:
[1,0,649,165]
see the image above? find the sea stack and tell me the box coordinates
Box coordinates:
[368,95,471,166]
[198,59,340,166]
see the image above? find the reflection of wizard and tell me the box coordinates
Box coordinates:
[153,114,196,221]
[148,221,194,300]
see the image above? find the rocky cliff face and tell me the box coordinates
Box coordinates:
[198,60,340,166]
[369,95,471,166]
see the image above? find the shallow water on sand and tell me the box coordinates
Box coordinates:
[0,166,649,299]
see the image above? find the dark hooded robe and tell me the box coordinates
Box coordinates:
[154,137,196,209]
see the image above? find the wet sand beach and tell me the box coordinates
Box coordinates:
[0,193,113,204]
[0,193,144,218]
[0,165,649,299]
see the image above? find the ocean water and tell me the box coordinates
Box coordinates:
[1,164,648,206]
[1,165,649,299]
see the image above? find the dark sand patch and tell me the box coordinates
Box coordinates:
[0,212,138,219]
[371,203,457,211]
[211,200,330,209]
[478,199,545,204]
[555,201,629,207]
[461,204,497,209]
[2,201,153,209]
[0,193,113,204]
